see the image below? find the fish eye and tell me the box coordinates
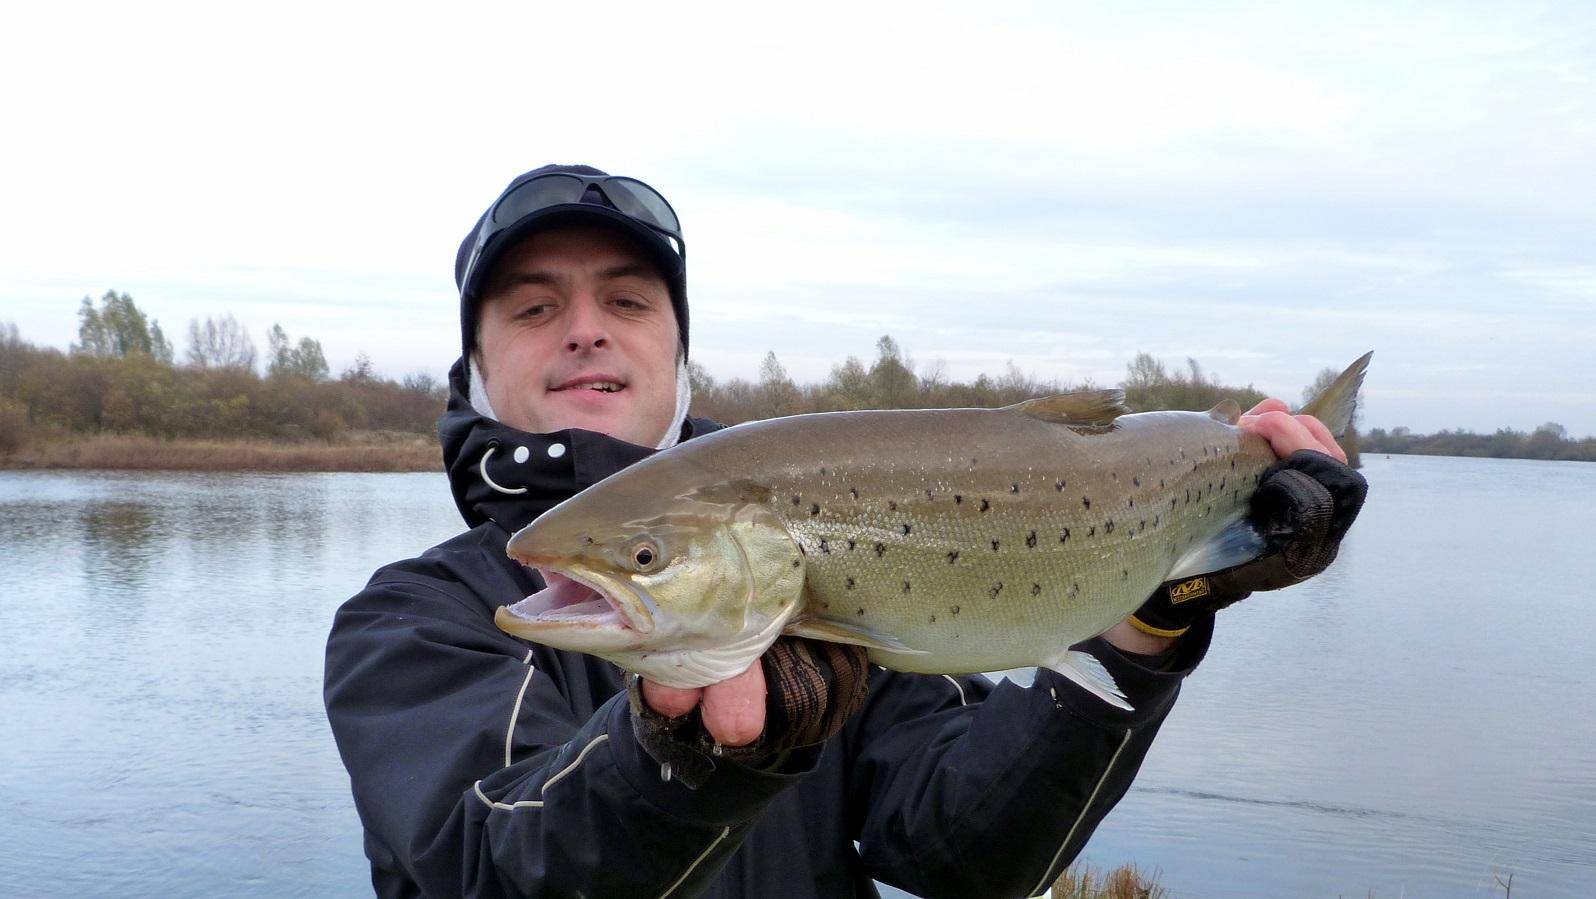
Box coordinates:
[630,540,661,571]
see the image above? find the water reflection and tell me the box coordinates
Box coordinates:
[1,459,1594,897]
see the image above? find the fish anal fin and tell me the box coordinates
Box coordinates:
[1010,390,1130,428]
[1043,649,1133,711]
[1206,399,1242,425]
[784,616,927,654]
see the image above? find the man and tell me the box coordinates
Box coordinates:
[324,164,1366,898]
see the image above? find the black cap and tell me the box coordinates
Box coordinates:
[454,163,688,361]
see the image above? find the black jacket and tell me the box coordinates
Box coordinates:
[323,361,1211,898]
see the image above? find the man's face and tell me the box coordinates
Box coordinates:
[475,223,680,446]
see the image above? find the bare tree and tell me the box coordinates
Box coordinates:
[186,314,258,371]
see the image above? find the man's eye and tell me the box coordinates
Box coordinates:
[517,304,553,319]
[612,297,646,310]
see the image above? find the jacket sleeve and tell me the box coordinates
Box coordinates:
[847,618,1213,899]
[323,570,815,898]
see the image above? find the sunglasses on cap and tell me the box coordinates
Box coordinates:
[459,173,685,298]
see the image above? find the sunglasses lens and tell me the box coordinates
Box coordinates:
[602,178,681,234]
[490,174,588,226]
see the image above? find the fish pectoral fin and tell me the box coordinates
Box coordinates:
[1044,649,1133,711]
[1165,512,1267,582]
[784,617,928,654]
[1009,390,1129,429]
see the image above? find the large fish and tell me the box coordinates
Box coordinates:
[496,354,1370,708]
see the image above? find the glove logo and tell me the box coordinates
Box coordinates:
[1168,577,1210,604]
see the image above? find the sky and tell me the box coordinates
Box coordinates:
[1,0,1592,435]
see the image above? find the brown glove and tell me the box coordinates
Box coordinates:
[627,637,871,789]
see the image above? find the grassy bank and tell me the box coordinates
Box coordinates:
[1053,863,1166,898]
[0,432,439,472]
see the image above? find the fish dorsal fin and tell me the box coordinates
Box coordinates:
[1010,390,1129,428]
[1206,399,1242,425]
[784,616,928,654]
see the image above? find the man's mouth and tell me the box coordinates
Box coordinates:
[549,374,628,394]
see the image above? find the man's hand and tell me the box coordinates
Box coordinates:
[631,638,870,787]
[1105,398,1366,653]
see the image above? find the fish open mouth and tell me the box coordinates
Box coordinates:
[501,568,631,629]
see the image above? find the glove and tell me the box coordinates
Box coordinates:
[1130,450,1368,638]
[627,637,870,789]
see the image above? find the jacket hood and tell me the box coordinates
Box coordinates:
[438,358,720,535]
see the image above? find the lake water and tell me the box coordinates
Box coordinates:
[0,456,1592,897]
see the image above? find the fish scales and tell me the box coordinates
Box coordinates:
[713,406,1276,674]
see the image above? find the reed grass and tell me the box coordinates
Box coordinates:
[1051,863,1168,899]
[0,432,438,472]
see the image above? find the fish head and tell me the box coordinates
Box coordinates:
[496,469,805,686]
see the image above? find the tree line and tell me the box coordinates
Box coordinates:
[1362,423,1596,463]
[0,291,445,453]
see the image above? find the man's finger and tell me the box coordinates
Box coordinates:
[701,661,767,747]
[1295,414,1347,463]
[641,680,702,719]
[1240,410,1324,460]
[1244,397,1291,417]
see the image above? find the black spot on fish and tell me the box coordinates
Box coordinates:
[820,467,828,476]
[1128,497,1135,508]
[846,539,856,551]
[846,577,855,590]
[951,604,962,615]
[850,487,860,499]
[792,558,801,568]
[1170,497,1177,510]
[1026,530,1037,548]
[989,582,1002,597]
[792,495,801,506]
[991,539,1000,551]
[874,542,886,557]
[810,503,821,516]
[1153,515,1160,527]
[1060,527,1071,544]
[980,498,990,512]
[947,551,959,563]
[1031,583,1042,596]
[930,614,936,623]
[1133,476,1141,487]
[1138,519,1146,532]
[1160,479,1166,488]
[1069,582,1081,597]
[955,494,963,504]
[1220,477,1227,490]
[819,538,830,554]
[857,607,865,616]
[1105,520,1115,534]
[889,500,898,512]
[583,536,594,545]
[1111,471,1118,481]
[926,489,935,500]
[1087,525,1096,537]
[821,601,829,609]
[902,523,912,536]
[1231,458,1237,470]
[970,458,979,467]
[1055,479,1066,491]
[1121,569,1129,580]
[1083,496,1092,510]
[1010,483,1020,493]
[903,581,911,593]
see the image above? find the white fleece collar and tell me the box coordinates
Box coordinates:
[467,358,692,451]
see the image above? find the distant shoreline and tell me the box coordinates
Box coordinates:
[0,434,439,473]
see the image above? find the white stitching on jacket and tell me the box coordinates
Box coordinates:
[942,675,968,706]
[473,734,612,812]
[658,826,730,899]
[1026,728,1134,897]
[504,650,536,768]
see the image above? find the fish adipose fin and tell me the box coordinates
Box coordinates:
[1206,399,1242,425]
[1010,391,1130,429]
[1044,649,1133,711]
[785,617,928,654]
[1298,351,1373,438]
[1165,511,1267,582]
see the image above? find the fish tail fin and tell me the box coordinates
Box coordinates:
[1298,352,1373,438]
[1043,649,1133,711]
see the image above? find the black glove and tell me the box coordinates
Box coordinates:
[1130,449,1368,638]
[627,637,870,789]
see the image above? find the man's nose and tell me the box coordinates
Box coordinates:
[561,295,609,353]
